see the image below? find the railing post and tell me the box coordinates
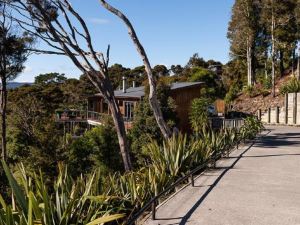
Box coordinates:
[258,109,262,121]
[191,174,195,187]
[212,150,217,168]
[276,106,280,124]
[151,201,156,220]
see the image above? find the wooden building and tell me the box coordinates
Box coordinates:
[87,82,203,132]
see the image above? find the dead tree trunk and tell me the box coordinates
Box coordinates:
[98,76,132,171]
[99,0,172,139]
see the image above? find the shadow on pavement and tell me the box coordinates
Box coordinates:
[177,142,255,225]
[253,132,300,148]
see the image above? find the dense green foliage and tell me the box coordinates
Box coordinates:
[1,117,264,224]
[0,161,125,225]
[67,124,123,176]
[189,97,212,132]
[6,73,95,177]
[280,77,300,94]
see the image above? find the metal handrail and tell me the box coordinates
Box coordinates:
[126,143,237,225]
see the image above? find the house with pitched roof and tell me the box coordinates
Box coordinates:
[87,81,203,131]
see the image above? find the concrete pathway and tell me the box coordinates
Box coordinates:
[143,126,300,225]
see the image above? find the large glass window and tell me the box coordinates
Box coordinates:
[124,101,134,120]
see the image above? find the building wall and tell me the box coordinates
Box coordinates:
[88,84,202,132]
[171,85,202,132]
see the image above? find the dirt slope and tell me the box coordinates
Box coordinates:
[232,74,293,114]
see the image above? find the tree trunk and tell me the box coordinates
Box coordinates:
[292,47,295,77]
[265,61,268,79]
[97,76,132,171]
[271,11,276,97]
[246,38,254,86]
[108,100,132,171]
[1,77,7,161]
[264,49,268,79]
[298,46,300,80]
[99,0,172,139]
[279,50,284,78]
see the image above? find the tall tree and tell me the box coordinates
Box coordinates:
[153,65,169,77]
[2,0,133,171]
[186,53,208,68]
[228,0,260,87]
[0,4,29,161]
[260,0,297,96]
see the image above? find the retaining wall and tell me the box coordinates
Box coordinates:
[259,93,300,126]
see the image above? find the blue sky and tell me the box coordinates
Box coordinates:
[18,0,234,82]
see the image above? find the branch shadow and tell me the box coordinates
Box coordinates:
[178,142,255,225]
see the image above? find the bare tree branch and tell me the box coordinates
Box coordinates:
[99,0,172,139]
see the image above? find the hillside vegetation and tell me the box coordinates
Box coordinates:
[232,73,293,114]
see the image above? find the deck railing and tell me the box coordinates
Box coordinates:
[56,110,87,121]
[56,110,133,124]
[209,117,245,129]
[87,111,105,122]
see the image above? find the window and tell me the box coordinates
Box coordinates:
[89,101,95,111]
[124,101,134,120]
[102,101,109,114]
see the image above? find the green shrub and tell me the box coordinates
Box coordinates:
[239,117,264,140]
[0,161,125,225]
[224,84,240,104]
[280,77,300,95]
[189,98,212,133]
[262,75,272,89]
[67,125,123,176]
[143,133,194,177]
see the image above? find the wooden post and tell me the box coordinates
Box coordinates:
[276,107,280,124]
[268,108,271,124]
[151,201,156,220]
[258,109,262,121]
[285,93,288,124]
[293,93,297,124]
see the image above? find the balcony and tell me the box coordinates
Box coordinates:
[56,110,107,125]
[55,110,133,127]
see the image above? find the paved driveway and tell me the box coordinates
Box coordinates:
[143,126,300,225]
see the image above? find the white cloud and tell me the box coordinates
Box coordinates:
[23,65,33,73]
[89,18,109,25]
